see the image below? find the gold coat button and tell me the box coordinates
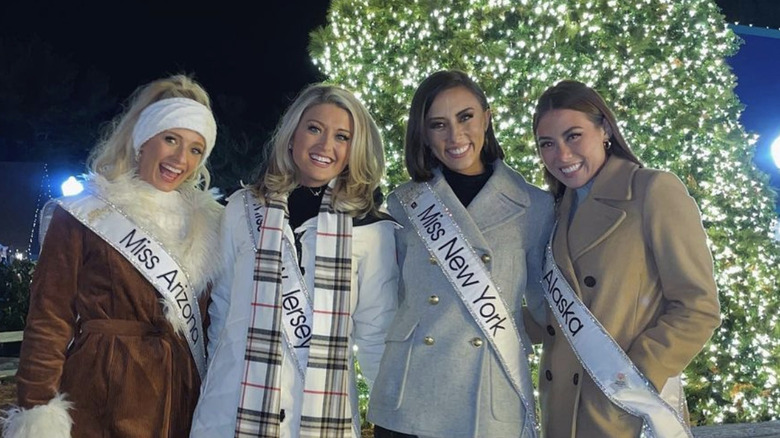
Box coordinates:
[429,256,437,265]
[423,336,435,345]
[428,295,440,305]
[471,337,483,347]
[481,254,491,264]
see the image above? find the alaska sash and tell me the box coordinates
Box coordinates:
[396,182,538,437]
[55,192,206,378]
[542,228,691,438]
[235,187,353,438]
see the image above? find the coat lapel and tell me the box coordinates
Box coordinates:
[429,161,527,255]
[567,157,637,261]
[552,189,581,295]
[466,161,529,234]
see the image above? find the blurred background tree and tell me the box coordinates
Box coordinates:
[0,259,34,332]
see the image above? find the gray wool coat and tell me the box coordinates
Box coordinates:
[368,160,554,438]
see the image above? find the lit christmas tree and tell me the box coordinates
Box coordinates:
[310,0,780,425]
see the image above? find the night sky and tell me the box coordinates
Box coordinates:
[0,1,331,131]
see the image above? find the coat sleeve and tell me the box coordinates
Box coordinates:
[16,207,80,407]
[5,207,78,437]
[627,171,721,390]
[523,191,555,331]
[351,221,399,388]
[205,198,240,361]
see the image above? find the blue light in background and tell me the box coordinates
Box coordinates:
[61,176,84,196]
[772,135,780,170]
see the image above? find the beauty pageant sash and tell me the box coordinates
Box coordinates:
[243,192,314,378]
[397,182,538,437]
[542,228,691,438]
[56,193,206,378]
[236,188,353,437]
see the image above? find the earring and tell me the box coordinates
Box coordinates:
[604,140,612,150]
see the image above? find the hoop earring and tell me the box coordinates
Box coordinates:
[604,140,612,150]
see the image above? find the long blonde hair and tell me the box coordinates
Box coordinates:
[87,74,215,189]
[252,84,385,218]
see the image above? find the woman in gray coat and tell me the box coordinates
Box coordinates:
[368,70,553,438]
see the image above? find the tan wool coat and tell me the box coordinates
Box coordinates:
[538,156,721,438]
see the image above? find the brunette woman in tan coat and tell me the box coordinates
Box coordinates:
[2,75,221,438]
[532,80,720,438]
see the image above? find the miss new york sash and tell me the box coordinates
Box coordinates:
[397,183,538,437]
[55,192,206,378]
[542,228,691,438]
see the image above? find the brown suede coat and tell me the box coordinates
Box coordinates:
[16,207,207,437]
[538,157,720,438]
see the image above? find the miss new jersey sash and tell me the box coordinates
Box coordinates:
[56,192,206,378]
[243,192,314,378]
[397,182,538,437]
[236,188,354,437]
[542,228,691,438]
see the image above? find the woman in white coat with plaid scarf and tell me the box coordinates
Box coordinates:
[190,84,399,438]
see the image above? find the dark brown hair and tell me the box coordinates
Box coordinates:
[405,70,504,181]
[533,80,642,199]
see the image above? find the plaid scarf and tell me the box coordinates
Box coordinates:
[235,185,354,437]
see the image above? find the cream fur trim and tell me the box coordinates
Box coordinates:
[1,393,73,438]
[88,173,223,295]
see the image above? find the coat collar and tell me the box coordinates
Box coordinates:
[555,156,639,263]
[88,173,223,294]
[428,160,531,251]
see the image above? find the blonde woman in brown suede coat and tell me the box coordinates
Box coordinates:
[1,75,222,438]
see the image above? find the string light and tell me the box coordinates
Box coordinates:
[311,0,780,424]
[26,163,52,259]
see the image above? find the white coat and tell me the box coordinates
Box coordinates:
[190,188,399,437]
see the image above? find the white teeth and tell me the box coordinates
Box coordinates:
[560,163,582,174]
[311,154,333,164]
[161,164,183,174]
[448,145,469,155]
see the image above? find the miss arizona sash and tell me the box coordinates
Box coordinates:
[397,182,538,437]
[55,193,206,378]
[542,229,691,438]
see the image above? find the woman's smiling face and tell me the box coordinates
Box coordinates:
[425,86,491,176]
[536,109,609,189]
[290,103,353,187]
[136,128,205,191]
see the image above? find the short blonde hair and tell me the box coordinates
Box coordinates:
[252,84,385,218]
[87,74,215,189]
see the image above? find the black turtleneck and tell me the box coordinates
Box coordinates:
[288,185,327,230]
[442,164,494,207]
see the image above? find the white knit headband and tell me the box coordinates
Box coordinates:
[132,97,217,162]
